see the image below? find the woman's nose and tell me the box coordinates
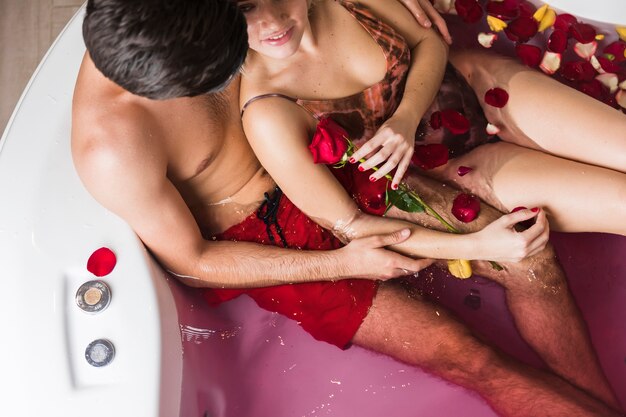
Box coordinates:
[259,3,286,27]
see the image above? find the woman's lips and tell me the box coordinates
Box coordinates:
[262,27,294,46]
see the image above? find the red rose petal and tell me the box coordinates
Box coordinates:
[604,41,626,63]
[578,79,605,101]
[505,16,539,43]
[452,193,481,223]
[598,56,621,73]
[518,1,536,18]
[411,144,450,170]
[554,13,577,33]
[515,44,542,67]
[457,166,473,177]
[429,111,443,129]
[87,247,117,277]
[455,0,484,23]
[548,29,568,53]
[569,23,596,44]
[561,61,596,82]
[484,87,509,108]
[486,0,519,20]
[440,109,471,135]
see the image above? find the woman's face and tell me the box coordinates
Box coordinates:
[236,0,310,59]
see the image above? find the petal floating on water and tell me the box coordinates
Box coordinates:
[484,87,509,108]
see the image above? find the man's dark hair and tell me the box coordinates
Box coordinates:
[83,0,248,99]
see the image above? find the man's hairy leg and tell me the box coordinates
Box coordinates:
[384,171,619,409]
[353,282,622,417]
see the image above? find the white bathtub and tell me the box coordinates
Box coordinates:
[0,2,624,417]
[0,8,181,417]
[547,0,626,26]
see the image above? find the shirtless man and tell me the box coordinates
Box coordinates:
[71,1,621,415]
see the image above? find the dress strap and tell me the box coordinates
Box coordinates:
[240,93,298,117]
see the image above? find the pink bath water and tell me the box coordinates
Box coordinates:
[171,232,626,417]
[169,2,626,414]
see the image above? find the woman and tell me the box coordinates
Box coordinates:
[238,0,626,236]
[234,0,623,410]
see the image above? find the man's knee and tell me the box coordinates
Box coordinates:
[505,243,568,296]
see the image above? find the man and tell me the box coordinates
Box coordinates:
[71,1,620,415]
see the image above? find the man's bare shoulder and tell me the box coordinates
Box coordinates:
[71,54,167,210]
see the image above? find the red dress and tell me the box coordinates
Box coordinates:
[202,189,378,350]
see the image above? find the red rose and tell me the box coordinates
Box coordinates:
[309,117,349,164]
[411,144,449,170]
[350,165,388,216]
[452,193,481,223]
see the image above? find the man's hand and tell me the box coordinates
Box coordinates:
[397,0,453,44]
[338,228,434,280]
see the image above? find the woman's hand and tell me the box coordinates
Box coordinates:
[397,0,453,44]
[349,115,417,189]
[472,208,549,263]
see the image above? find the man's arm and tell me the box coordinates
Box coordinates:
[396,0,453,44]
[71,115,429,288]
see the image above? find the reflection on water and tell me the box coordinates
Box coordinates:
[180,324,242,344]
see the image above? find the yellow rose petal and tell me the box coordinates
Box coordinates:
[487,15,508,33]
[447,259,473,279]
[533,4,549,22]
[617,26,626,42]
[595,34,605,41]
[616,90,626,109]
[538,8,556,32]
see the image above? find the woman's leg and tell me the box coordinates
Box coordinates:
[385,171,620,408]
[354,282,623,416]
[449,48,626,173]
[425,142,626,236]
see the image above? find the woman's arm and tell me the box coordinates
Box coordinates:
[350,0,449,187]
[242,99,548,263]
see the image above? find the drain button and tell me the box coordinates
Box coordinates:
[85,339,115,367]
[75,280,111,313]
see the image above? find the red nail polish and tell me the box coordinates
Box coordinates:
[358,166,365,172]
[349,158,356,163]
[392,183,398,190]
[369,176,376,182]
[531,207,540,213]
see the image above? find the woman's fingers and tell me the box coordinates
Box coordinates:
[390,153,413,188]
[352,127,414,180]
[359,148,392,173]
[350,135,385,163]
